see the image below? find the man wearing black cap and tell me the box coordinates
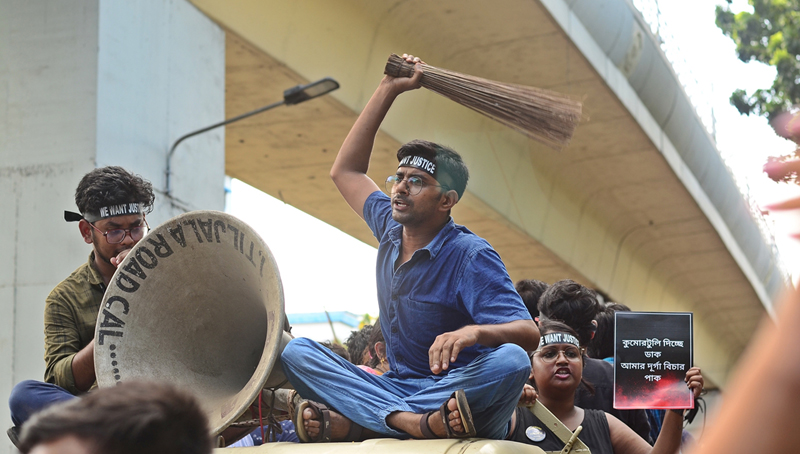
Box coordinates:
[8,166,154,441]
[281,55,539,443]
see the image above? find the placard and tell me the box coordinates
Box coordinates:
[613,312,693,409]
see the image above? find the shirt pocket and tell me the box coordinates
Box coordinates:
[404,297,445,313]
[402,297,464,336]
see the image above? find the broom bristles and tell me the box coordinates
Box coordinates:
[384,53,582,150]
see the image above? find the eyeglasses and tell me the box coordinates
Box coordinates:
[89,218,150,244]
[531,346,583,363]
[385,174,449,196]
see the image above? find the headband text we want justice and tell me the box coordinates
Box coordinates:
[64,202,145,223]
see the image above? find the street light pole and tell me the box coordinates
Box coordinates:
[165,77,340,198]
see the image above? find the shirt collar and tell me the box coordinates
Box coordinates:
[388,217,456,260]
[86,251,105,287]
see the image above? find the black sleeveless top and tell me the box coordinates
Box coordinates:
[510,407,614,454]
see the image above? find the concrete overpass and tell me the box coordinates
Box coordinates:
[189,0,787,388]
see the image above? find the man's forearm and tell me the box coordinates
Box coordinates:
[476,319,540,351]
[650,410,682,454]
[71,340,96,392]
[331,81,398,181]
[330,60,422,216]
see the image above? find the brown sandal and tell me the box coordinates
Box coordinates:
[418,389,477,438]
[442,389,476,438]
[293,399,364,443]
[419,410,438,438]
[294,400,332,443]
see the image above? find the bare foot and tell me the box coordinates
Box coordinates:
[302,406,325,440]
[446,396,466,436]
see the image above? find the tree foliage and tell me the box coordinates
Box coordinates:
[715,0,800,120]
[717,0,800,183]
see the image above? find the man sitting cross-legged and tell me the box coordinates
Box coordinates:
[280,54,539,442]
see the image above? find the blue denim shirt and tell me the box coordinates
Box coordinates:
[364,191,530,379]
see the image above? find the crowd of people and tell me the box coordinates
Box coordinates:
[6,52,799,454]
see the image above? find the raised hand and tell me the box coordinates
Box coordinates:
[519,383,538,406]
[685,366,704,399]
[381,54,425,95]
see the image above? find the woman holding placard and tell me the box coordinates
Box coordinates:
[508,320,703,454]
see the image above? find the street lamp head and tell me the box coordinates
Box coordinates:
[166,76,340,200]
[283,77,340,105]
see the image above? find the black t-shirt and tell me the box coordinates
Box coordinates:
[576,357,653,444]
[510,407,613,454]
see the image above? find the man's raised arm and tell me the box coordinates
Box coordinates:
[330,54,424,219]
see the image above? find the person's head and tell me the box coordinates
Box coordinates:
[587,302,631,360]
[366,322,387,371]
[19,380,212,454]
[69,166,155,267]
[538,279,602,347]
[344,324,373,365]
[515,279,549,319]
[387,140,469,225]
[320,341,351,362]
[530,319,592,397]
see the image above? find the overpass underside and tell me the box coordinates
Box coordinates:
[189,0,785,387]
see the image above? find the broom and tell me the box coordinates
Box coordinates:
[384,53,582,150]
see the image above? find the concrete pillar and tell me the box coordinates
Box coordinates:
[0,0,224,448]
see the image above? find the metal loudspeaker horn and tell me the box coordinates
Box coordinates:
[94,210,291,436]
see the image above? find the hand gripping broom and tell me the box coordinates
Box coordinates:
[384,53,582,150]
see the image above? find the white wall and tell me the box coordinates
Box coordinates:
[96,0,226,221]
[0,1,224,451]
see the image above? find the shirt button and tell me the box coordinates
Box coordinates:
[391,326,398,334]
[396,355,404,362]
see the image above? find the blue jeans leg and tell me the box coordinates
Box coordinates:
[9,380,76,426]
[281,338,530,440]
[402,343,531,439]
[281,337,418,437]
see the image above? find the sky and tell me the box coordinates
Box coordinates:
[225,178,379,318]
[648,0,800,276]
[226,0,800,318]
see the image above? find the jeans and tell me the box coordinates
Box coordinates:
[9,380,76,426]
[280,337,530,439]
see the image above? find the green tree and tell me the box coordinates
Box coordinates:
[716,0,800,183]
[715,0,800,120]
